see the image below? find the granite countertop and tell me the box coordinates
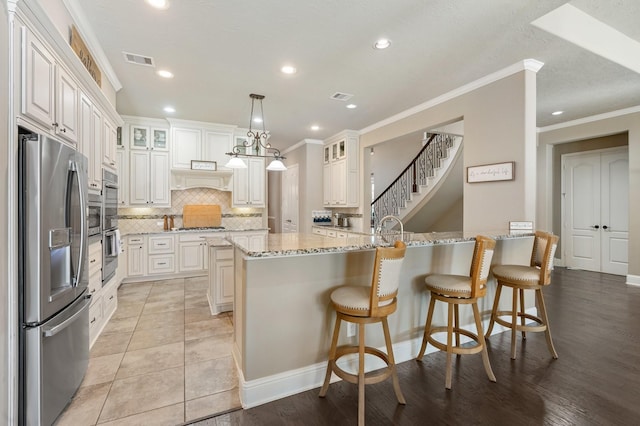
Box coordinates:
[123,228,269,236]
[204,237,232,247]
[231,231,533,258]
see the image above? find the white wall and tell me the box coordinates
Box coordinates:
[361,67,538,233]
[537,110,640,277]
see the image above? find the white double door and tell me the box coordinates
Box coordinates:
[563,148,628,275]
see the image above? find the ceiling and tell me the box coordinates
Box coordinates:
[74,0,640,150]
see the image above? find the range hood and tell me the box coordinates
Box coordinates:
[170,169,232,191]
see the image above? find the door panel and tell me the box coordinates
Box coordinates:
[600,152,629,275]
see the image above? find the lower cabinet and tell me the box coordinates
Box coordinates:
[178,234,209,272]
[89,274,119,348]
[208,245,234,314]
[127,236,146,277]
[148,234,176,275]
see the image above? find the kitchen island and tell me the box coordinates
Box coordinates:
[230,231,536,408]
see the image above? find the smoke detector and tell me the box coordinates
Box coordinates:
[330,92,354,101]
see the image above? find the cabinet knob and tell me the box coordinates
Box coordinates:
[52,122,58,127]
[60,128,66,133]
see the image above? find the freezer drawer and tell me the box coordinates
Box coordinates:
[23,294,91,426]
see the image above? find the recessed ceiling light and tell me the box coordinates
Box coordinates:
[374,38,391,49]
[346,104,357,109]
[253,117,263,123]
[311,125,320,131]
[281,65,297,74]
[163,106,175,113]
[551,110,564,115]
[146,0,170,10]
[157,69,174,78]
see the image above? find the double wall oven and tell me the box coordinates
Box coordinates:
[102,169,118,284]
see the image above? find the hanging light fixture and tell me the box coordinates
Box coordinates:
[225,94,287,171]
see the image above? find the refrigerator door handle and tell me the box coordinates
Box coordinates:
[68,160,87,287]
[42,296,91,337]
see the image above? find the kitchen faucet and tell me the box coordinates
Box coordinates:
[376,215,404,243]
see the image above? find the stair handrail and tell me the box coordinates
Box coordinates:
[371,132,456,227]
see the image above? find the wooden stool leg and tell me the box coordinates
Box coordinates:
[454,304,461,356]
[519,288,527,340]
[485,283,502,338]
[358,322,366,426]
[536,289,558,359]
[510,287,518,360]
[416,295,436,360]
[382,317,406,404]
[319,315,342,397]
[472,302,496,383]
[445,302,454,390]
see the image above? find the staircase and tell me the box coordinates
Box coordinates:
[371,132,463,229]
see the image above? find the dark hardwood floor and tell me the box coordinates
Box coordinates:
[191,268,640,425]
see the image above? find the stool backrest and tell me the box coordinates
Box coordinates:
[470,235,496,298]
[530,231,559,285]
[370,240,406,315]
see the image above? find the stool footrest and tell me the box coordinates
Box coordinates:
[330,345,395,385]
[494,310,548,333]
[427,326,484,355]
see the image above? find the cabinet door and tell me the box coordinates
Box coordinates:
[178,241,205,272]
[323,163,332,206]
[172,127,201,169]
[129,151,150,205]
[55,66,79,144]
[248,233,266,251]
[232,167,249,206]
[216,260,234,305]
[79,92,94,178]
[22,27,55,129]
[127,243,145,276]
[130,125,150,150]
[248,158,265,206]
[203,130,232,169]
[331,160,346,205]
[116,149,128,206]
[91,107,103,189]
[150,152,170,206]
[152,128,169,150]
[103,118,117,169]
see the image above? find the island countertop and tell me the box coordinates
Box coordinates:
[229,231,533,258]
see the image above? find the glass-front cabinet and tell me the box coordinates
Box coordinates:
[130,125,168,151]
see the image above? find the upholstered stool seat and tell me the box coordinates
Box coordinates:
[416,235,497,390]
[319,241,407,426]
[485,231,559,360]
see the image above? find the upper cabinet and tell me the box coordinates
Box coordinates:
[323,131,359,207]
[130,125,169,151]
[22,26,79,145]
[232,157,266,207]
[168,119,234,171]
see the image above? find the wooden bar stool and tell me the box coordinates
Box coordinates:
[319,241,406,426]
[484,231,559,360]
[416,235,496,390]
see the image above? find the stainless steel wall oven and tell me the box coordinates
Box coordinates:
[102,169,118,284]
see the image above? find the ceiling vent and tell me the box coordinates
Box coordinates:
[122,51,155,67]
[330,92,354,101]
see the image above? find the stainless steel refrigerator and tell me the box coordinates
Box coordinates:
[18,129,91,426]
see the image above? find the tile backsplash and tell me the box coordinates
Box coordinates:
[118,188,264,234]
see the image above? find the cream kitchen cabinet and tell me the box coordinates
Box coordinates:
[229,230,268,251]
[208,245,234,314]
[232,158,266,207]
[127,236,146,277]
[322,132,359,207]
[169,119,234,170]
[178,233,210,272]
[116,148,128,206]
[21,26,79,145]
[102,118,118,171]
[148,234,176,275]
[87,238,102,302]
[130,125,169,151]
[129,151,170,206]
[79,91,102,191]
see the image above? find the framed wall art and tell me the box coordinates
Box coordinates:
[467,161,514,183]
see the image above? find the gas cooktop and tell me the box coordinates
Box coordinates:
[177,226,225,231]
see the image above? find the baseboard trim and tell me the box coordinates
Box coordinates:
[627,274,640,287]
[238,308,535,408]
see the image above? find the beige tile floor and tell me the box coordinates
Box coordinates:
[55,276,241,425]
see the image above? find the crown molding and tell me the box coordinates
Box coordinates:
[283,139,323,155]
[359,59,544,135]
[537,105,640,133]
[62,0,122,91]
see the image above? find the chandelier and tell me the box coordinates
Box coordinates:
[225,94,287,171]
